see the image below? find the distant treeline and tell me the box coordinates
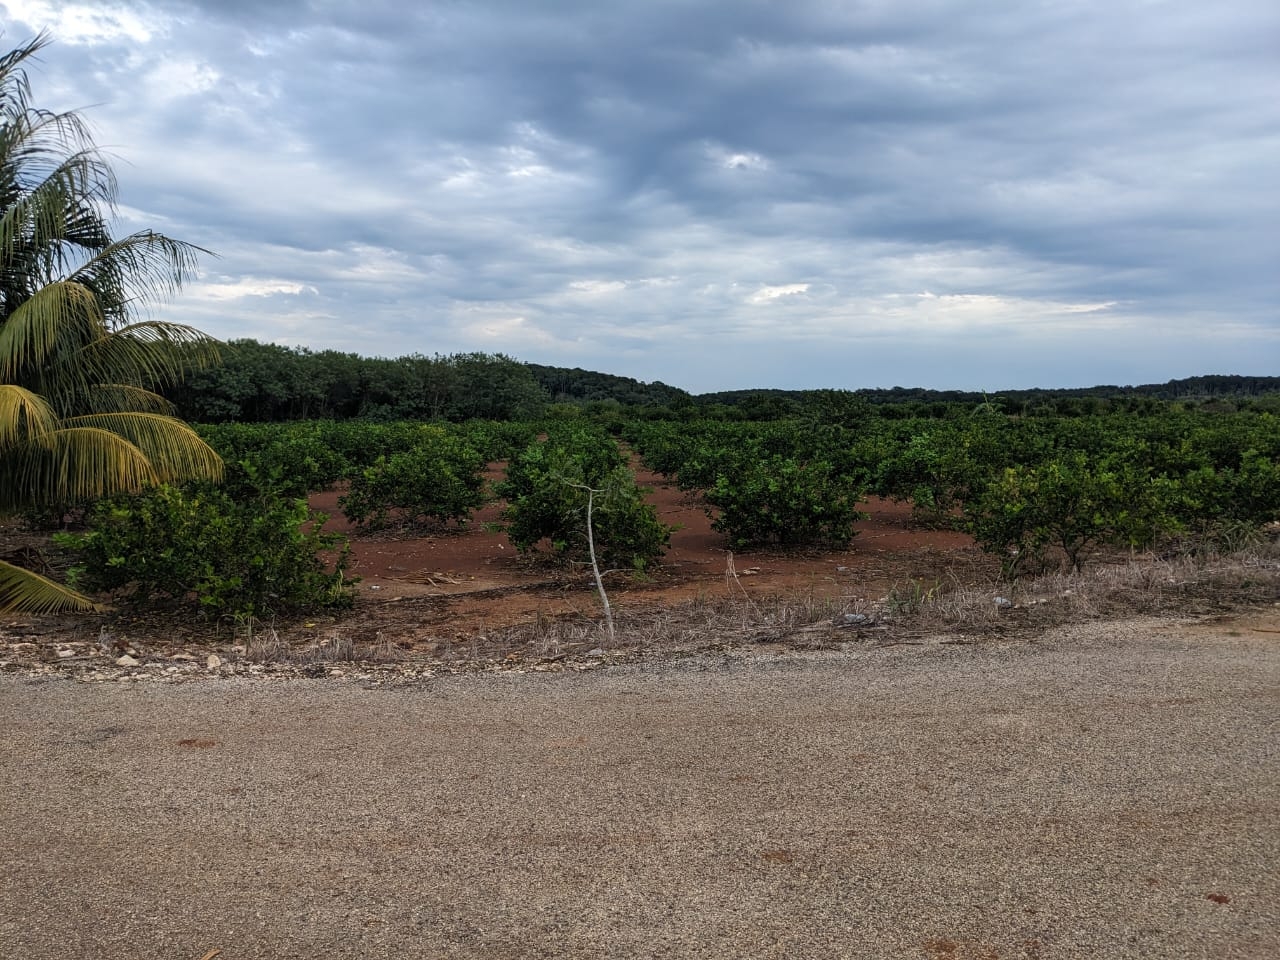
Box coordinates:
[166,339,1280,423]
[699,375,1280,408]
[166,340,694,422]
[525,363,690,408]
[168,341,550,423]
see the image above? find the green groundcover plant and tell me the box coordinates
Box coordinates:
[705,456,865,550]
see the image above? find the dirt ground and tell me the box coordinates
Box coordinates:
[304,465,989,646]
[5,464,1278,677]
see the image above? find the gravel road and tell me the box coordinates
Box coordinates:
[2,614,1278,960]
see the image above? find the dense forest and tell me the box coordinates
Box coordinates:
[167,339,1280,424]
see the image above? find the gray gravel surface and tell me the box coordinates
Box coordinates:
[2,615,1278,959]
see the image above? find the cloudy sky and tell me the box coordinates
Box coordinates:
[4,0,1277,393]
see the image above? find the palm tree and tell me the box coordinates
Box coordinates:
[0,34,224,613]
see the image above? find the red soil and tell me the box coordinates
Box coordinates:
[309,465,990,643]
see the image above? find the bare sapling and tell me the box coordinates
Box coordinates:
[564,479,615,644]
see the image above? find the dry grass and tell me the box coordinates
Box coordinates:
[242,622,408,665]
[234,537,1279,666]
[488,539,1280,655]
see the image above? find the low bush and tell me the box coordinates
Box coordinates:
[338,427,487,531]
[57,474,355,620]
[497,429,671,571]
[704,456,865,550]
[963,453,1181,577]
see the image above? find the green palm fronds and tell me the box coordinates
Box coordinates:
[0,33,225,613]
[0,559,104,614]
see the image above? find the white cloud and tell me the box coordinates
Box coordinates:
[15,0,1274,391]
[189,278,317,302]
[462,312,556,347]
[1,0,160,44]
[144,58,220,101]
[567,279,628,296]
[747,283,809,304]
[872,293,1128,335]
[706,143,770,171]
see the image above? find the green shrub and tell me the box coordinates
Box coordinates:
[199,422,350,497]
[228,435,349,500]
[57,477,355,620]
[963,453,1180,577]
[497,429,671,570]
[460,419,541,462]
[338,427,487,531]
[704,456,865,550]
[871,421,1007,524]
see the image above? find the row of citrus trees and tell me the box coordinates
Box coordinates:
[54,420,670,620]
[52,407,1279,620]
[623,409,1280,577]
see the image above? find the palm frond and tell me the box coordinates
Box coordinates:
[0,33,52,121]
[0,383,58,446]
[0,425,160,512]
[0,558,104,614]
[0,279,104,383]
[0,145,115,279]
[63,412,223,485]
[77,383,176,416]
[68,230,209,327]
[62,321,224,396]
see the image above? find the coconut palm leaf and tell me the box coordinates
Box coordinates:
[0,558,104,614]
[71,320,223,387]
[76,383,176,416]
[68,230,208,319]
[0,426,159,513]
[0,280,102,381]
[0,383,57,446]
[64,411,222,484]
[0,34,223,614]
[0,33,46,114]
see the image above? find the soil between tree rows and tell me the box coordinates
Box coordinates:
[301,466,989,652]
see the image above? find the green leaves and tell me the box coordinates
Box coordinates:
[963,453,1182,578]
[0,559,105,614]
[0,36,224,613]
[705,456,865,550]
[339,427,487,531]
[59,477,356,620]
[497,427,671,571]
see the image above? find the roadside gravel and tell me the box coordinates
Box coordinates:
[2,613,1278,959]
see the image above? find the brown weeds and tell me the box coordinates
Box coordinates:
[236,540,1278,666]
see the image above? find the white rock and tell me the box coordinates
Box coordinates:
[115,654,140,667]
[57,648,75,659]
[206,654,222,671]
